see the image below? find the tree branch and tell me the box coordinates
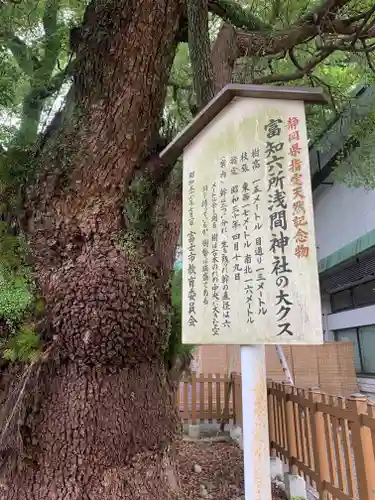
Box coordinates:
[159,0,359,271]
[3,34,38,76]
[43,0,59,37]
[211,23,238,92]
[252,47,335,84]
[299,0,350,22]
[179,0,268,43]
[323,40,375,53]
[16,61,73,146]
[187,0,214,109]
[1,1,61,82]
[350,4,375,47]
[37,59,74,100]
[362,40,375,74]
[38,0,61,81]
[208,0,269,31]
[213,0,360,61]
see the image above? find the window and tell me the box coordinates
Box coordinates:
[331,279,375,313]
[359,325,375,373]
[331,289,353,312]
[336,325,375,374]
[353,280,375,307]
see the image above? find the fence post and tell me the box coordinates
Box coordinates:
[267,380,276,457]
[191,372,197,425]
[309,389,330,499]
[285,384,298,474]
[215,373,222,420]
[199,373,205,422]
[183,377,189,423]
[233,373,242,427]
[220,373,232,431]
[207,373,213,423]
[347,394,375,500]
[232,372,237,425]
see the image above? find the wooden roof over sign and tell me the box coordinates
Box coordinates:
[160,83,329,166]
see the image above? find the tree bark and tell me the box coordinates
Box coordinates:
[0,1,184,498]
[187,0,214,109]
[211,23,238,93]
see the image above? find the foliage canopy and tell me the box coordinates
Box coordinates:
[1,0,375,361]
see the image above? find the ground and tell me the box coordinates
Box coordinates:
[176,440,286,500]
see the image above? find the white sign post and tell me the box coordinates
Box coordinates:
[241,344,270,498]
[161,84,327,500]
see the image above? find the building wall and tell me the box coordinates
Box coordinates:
[327,304,375,331]
[313,184,375,260]
[321,292,334,341]
[313,181,375,394]
[198,345,241,376]
[196,342,358,396]
[358,377,375,400]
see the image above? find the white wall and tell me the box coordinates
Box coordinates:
[321,293,334,341]
[327,304,375,331]
[313,183,375,261]
[358,377,375,398]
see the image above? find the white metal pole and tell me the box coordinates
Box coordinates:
[275,344,294,386]
[240,345,272,500]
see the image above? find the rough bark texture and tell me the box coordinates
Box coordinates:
[24,0,182,289]
[211,23,238,93]
[0,1,184,499]
[2,358,179,499]
[187,0,214,109]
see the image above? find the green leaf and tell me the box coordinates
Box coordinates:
[2,325,42,363]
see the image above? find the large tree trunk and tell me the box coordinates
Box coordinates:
[187,0,214,110]
[0,1,184,498]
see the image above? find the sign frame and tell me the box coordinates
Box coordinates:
[160,84,329,500]
[162,85,328,347]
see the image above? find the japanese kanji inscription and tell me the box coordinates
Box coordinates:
[182,96,322,344]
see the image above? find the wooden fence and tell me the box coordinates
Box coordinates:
[177,373,242,424]
[179,375,375,500]
[268,381,375,500]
